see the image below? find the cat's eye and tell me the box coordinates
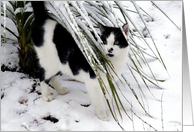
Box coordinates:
[114,41,119,45]
[103,41,107,44]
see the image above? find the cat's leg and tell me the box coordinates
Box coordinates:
[50,75,69,95]
[85,79,109,121]
[39,67,54,102]
[40,81,54,102]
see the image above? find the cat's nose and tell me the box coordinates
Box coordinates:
[107,48,113,53]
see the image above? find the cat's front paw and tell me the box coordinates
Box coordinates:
[57,87,69,95]
[99,116,110,121]
[96,110,109,121]
[42,95,54,102]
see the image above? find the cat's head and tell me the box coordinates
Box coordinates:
[98,22,129,57]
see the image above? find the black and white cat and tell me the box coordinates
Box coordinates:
[31,1,129,121]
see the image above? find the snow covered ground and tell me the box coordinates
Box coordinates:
[1,1,182,131]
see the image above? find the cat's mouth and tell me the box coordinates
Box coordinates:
[107,54,114,57]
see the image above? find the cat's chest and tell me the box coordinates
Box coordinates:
[107,47,129,76]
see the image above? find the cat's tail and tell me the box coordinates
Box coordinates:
[31,1,48,21]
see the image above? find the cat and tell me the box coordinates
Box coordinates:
[31,1,129,121]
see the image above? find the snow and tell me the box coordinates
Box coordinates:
[1,44,19,70]
[1,1,181,131]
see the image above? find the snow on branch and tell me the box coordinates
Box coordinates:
[3,1,7,53]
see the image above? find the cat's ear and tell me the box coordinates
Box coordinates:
[98,22,106,35]
[122,23,129,36]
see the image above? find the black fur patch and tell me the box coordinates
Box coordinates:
[52,23,96,79]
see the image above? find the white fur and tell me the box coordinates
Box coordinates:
[34,19,128,121]
[35,20,60,79]
[40,81,54,101]
[50,76,69,95]
[105,33,115,52]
